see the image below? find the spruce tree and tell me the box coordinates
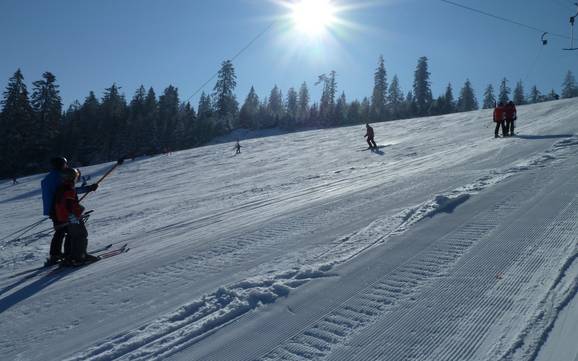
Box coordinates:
[285,87,298,129]
[482,84,496,109]
[239,86,259,129]
[561,70,578,98]
[297,82,310,125]
[0,69,36,176]
[100,83,128,159]
[213,60,238,131]
[128,85,147,154]
[529,86,541,104]
[457,79,478,112]
[268,85,284,119]
[371,55,388,121]
[158,85,180,149]
[31,72,62,135]
[443,83,455,113]
[412,57,432,116]
[498,78,510,104]
[513,80,525,105]
[387,75,404,120]
[318,71,337,125]
[347,100,361,125]
[335,92,348,126]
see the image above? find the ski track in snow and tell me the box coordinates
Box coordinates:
[1,99,578,360]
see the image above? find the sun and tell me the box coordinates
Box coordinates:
[291,0,336,36]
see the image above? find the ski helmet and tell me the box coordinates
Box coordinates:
[61,168,79,183]
[50,156,68,170]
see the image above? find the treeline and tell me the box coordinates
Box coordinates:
[1,56,575,178]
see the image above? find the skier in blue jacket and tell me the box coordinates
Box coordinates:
[41,157,98,265]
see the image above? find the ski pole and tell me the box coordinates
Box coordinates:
[0,217,49,243]
[79,158,124,202]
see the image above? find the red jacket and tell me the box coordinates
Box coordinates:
[504,103,517,120]
[54,183,83,223]
[493,106,505,123]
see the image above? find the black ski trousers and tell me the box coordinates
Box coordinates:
[63,222,88,261]
[49,219,67,257]
[367,137,377,148]
[494,120,506,137]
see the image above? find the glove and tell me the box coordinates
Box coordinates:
[68,214,80,224]
[88,183,99,192]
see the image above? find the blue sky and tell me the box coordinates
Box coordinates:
[1,0,576,108]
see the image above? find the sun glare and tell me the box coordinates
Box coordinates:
[291,0,336,36]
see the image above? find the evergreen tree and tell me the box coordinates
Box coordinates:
[213,60,238,131]
[297,82,310,125]
[318,71,337,125]
[75,91,101,164]
[197,92,213,120]
[335,92,348,126]
[142,87,159,152]
[405,91,417,118]
[158,85,180,149]
[443,83,455,113]
[100,83,128,159]
[360,97,371,124]
[412,56,432,116]
[387,75,404,120]
[371,55,388,121]
[196,92,215,143]
[239,86,259,129]
[0,69,37,176]
[561,70,578,98]
[482,84,496,109]
[268,85,284,119]
[347,100,361,125]
[513,80,525,105]
[128,85,148,154]
[498,78,510,104]
[457,79,478,112]
[284,87,298,129]
[31,71,62,135]
[529,85,541,104]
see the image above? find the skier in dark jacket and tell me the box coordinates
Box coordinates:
[53,167,98,265]
[41,157,97,265]
[504,101,517,136]
[364,123,377,149]
[234,139,242,155]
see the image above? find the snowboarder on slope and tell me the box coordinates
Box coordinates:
[234,139,242,155]
[364,123,377,149]
[41,157,98,265]
[493,102,507,138]
[53,167,98,266]
[504,101,517,136]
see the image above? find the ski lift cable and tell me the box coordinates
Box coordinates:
[439,0,570,39]
[184,21,278,104]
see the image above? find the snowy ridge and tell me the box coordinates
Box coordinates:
[64,265,335,361]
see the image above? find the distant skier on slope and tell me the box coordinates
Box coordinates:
[41,157,98,265]
[234,139,242,155]
[504,101,517,136]
[53,167,98,266]
[493,102,507,138]
[364,123,377,149]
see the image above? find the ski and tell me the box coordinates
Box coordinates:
[6,243,114,279]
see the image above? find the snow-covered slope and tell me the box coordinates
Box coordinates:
[1,99,577,361]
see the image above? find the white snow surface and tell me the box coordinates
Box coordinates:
[1,99,578,361]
